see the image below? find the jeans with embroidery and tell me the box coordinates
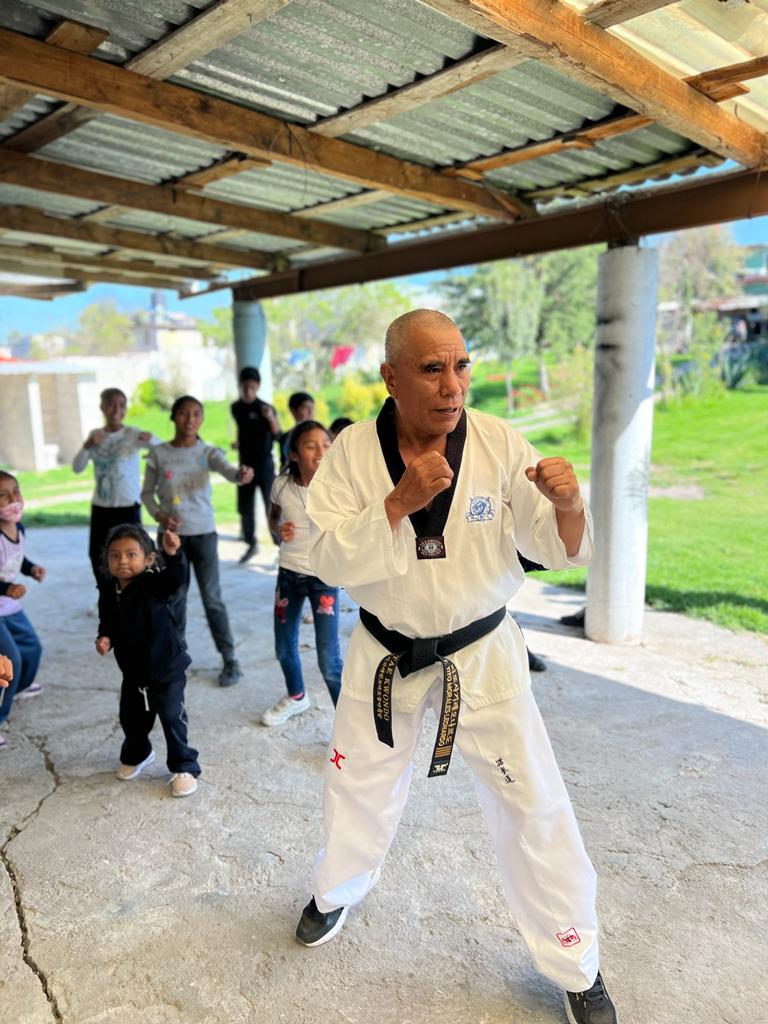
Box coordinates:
[274,567,342,705]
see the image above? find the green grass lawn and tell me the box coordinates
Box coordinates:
[11,383,768,635]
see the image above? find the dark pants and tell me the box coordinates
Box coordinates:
[119,670,200,775]
[237,469,274,545]
[168,532,235,661]
[274,567,343,706]
[0,610,42,725]
[89,504,141,584]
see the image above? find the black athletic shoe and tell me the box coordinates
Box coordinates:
[218,659,242,687]
[527,648,547,672]
[564,972,618,1024]
[239,542,258,564]
[560,609,586,629]
[296,896,348,947]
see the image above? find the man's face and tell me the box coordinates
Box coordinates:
[381,323,470,438]
[240,379,259,403]
[292,400,314,423]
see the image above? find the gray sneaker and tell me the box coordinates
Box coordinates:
[565,972,618,1024]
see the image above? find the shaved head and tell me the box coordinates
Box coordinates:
[384,309,460,364]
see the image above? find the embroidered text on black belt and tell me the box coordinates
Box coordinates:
[361,606,506,778]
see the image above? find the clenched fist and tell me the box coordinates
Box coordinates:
[162,530,181,556]
[525,458,583,514]
[6,583,26,600]
[385,451,454,529]
[95,636,111,656]
[0,654,12,689]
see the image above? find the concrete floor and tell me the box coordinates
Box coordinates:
[1,526,766,1024]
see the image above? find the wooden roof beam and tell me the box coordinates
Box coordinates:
[582,0,682,30]
[0,28,517,220]
[0,20,108,123]
[2,244,217,282]
[0,206,273,271]
[0,280,86,298]
[0,258,193,291]
[313,43,529,138]
[416,1,767,168]
[445,56,757,180]
[1,1,292,154]
[0,151,375,253]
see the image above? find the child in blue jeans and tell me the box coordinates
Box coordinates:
[0,472,45,749]
[262,421,343,726]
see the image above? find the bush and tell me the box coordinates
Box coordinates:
[129,379,173,414]
[337,374,387,421]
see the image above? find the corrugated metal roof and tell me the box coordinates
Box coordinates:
[0,0,764,287]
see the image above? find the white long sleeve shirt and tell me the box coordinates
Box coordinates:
[141,441,239,536]
[72,427,159,507]
[307,406,593,711]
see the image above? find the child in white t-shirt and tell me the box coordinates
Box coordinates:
[72,388,158,585]
[262,421,343,726]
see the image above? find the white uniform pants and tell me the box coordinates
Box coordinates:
[313,684,599,992]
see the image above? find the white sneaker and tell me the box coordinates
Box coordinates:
[170,772,198,798]
[261,694,311,726]
[116,750,155,780]
[16,682,43,699]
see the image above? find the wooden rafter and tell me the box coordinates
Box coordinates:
[313,44,529,138]
[0,151,375,253]
[0,281,86,298]
[582,0,681,30]
[525,148,722,200]
[293,191,394,218]
[445,55,757,181]
[0,258,192,291]
[0,20,108,123]
[80,153,273,230]
[1,1,291,154]
[0,206,273,271]
[0,28,515,220]
[416,1,767,168]
[1,244,217,282]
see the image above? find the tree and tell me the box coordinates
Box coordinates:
[199,306,233,348]
[68,300,134,356]
[442,260,543,411]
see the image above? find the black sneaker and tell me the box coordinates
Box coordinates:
[565,972,618,1024]
[527,648,547,672]
[239,542,258,564]
[295,896,348,947]
[218,659,242,687]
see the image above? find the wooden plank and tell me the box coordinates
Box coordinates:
[416,1,767,168]
[525,149,722,200]
[688,55,768,95]
[0,151,375,253]
[0,29,515,219]
[0,205,274,271]
[582,0,681,30]
[293,191,393,218]
[0,19,108,123]
[0,257,193,291]
[3,244,217,281]
[313,44,528,138]
[81,154,273,230]
[0,1,290,154]
[0,281,85,298]
[223,168,768,301]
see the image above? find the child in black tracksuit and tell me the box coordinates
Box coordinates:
[96,524,200,798]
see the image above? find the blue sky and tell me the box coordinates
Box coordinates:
[1,215,766,340]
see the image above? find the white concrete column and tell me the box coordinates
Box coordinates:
[585,242,659,645]
[233,298,273,400]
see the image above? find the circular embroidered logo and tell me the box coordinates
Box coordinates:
[466,496,495,522]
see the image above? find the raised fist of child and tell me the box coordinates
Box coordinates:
[95,636,111,656]
[162,530,181,556]
[0,654,12,688]
[7,583,26,600]
[278,522,295,543]
[238,465,255,485]
[30,565,45,583]
[86,429,107,449]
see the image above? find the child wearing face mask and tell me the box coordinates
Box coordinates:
[96,523,199,798]
[261,421,343,727]
[0,472,46,748]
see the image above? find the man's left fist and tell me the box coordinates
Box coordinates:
[525,457,583,513]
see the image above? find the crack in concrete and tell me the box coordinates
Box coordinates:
[1,733,64,1022]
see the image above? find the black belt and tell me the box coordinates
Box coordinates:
[360,606,506,778]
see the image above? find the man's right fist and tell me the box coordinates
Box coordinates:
[95,636,111,656]
[385,451,453,528]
